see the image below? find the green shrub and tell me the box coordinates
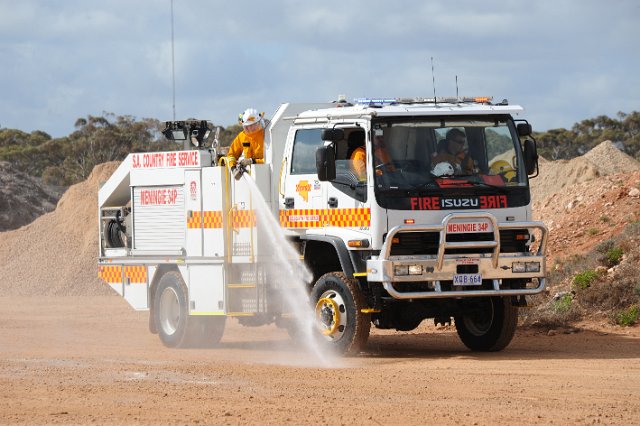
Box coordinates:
[596,239,615,254]
[553,294,573,314]
[614,306,639,327]
[572,270,600,290]
[624,221,640,236]
[587,228,600,236]
[605,247,624,267]
[599,215,610,223]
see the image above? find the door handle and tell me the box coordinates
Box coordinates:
[328,197,338,208]
[284,197,294,209]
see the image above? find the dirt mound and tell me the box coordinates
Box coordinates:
[531,140,640,202]
[531,156,600,201]
[0,162,120,296]
[534,171,640,262]
[584,140,640,175]
[0,162,63,232]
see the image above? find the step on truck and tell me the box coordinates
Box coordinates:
[98,96,548,355]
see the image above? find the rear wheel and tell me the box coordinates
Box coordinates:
[310,272,371,356]
[154,271,225,348]
[454,296,518,352]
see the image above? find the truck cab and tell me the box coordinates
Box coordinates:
[274,97,547,354]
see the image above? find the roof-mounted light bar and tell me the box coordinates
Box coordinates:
[396,96,495,105]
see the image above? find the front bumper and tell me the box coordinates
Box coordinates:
[366,212,548,299]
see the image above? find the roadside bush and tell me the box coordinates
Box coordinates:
[613,305,639,327]
[572,270,600,290]
[596,239,615,254]
[553,294,573,314]
[524,292,581,328]
[604,247,624,267]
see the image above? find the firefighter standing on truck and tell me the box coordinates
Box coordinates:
[228,108,266,178]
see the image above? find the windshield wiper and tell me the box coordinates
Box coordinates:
[460,176,511,191]
[408,181,440,192]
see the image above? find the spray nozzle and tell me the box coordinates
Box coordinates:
[232,164,247,180]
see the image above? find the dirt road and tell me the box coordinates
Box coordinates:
[1,296,638,425]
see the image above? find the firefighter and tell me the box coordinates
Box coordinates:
[348,131,366,181]
[228,108,266,175]
[431,128,475,175]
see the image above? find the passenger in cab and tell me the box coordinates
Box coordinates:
[431,128,475,175]
[347,131,367,181]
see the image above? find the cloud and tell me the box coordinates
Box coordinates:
[0,0,638,137]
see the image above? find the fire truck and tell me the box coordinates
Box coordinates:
[98,97,548,355]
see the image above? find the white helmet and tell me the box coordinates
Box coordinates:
[241,108,263,127]
[431,162,455,177]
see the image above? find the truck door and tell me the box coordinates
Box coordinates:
[328,127,368,209]
[280,127,326,231]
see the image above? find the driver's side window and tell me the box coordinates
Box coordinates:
[333,128,367,202]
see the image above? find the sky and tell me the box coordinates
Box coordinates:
[0,0,638,138]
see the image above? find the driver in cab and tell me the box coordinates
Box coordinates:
[431,128,475,176]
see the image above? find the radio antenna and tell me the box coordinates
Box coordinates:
[455,75,459,99]
[170,0,176,120]
[431,57,437,105]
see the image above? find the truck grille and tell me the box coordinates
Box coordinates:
[389,230,527,256]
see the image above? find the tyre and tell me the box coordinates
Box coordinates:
[153,271,225,348]
[310,272,371,356]
[454,296,518,352]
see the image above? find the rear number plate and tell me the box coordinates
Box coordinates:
[453,273,482,286]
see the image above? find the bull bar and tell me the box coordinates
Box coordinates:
[366,212,548,299]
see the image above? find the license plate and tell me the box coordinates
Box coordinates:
[453,273,482,286]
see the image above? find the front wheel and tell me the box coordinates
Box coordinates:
[310,272,371,356]
[454,296,518,352]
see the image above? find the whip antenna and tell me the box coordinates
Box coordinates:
[170,0,176,120]
[455,75,459,99]
[431,57,437,105]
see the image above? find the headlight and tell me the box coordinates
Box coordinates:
[394,265,422,276]
[512,262,540,273]
[394,265,409,276]
[512,262,526,273]
[526,262,540,272]
[408,265,422,275]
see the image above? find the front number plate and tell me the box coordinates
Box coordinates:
[453,273,482,286]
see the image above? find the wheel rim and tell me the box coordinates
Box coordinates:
[159,286,181,336]
[463,299,495,336]
[315,290,347,341]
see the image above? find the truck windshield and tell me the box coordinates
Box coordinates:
[372,116,530,210]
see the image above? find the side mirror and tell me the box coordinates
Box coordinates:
[517,123,532,137]
[316,145,336,181]
[321,128,345,142]
[523,138,539,176]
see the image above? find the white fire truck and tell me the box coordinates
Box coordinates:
[98,97,548,355]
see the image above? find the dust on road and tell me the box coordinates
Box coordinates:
[1,296,638,425]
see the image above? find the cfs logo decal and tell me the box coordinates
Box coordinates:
[296,180,312,202]
[189,180,197,201]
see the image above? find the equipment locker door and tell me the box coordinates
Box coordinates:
[185,170,203,257]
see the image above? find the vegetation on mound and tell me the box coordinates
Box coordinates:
[1,110,638,186]
[525,222,640,328]
[535,111,640,161]
[0,113,241,186]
